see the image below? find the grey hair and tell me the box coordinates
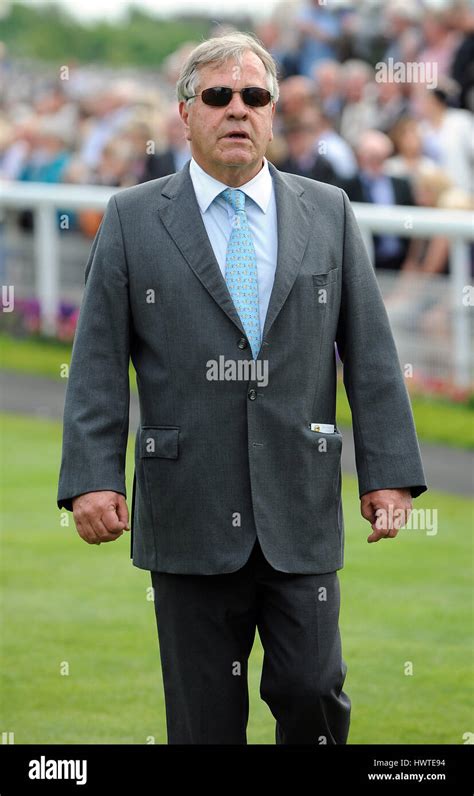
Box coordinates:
[176,31,279,105]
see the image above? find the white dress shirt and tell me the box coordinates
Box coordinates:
[189,155,278,335]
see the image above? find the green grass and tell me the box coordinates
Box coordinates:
[0,332,138,390]
[0,332,72,379]
[0,332,472,449]
[0,412,472,744]
[335,381,474,450]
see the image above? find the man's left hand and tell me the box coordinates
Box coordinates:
[361,488,412,543]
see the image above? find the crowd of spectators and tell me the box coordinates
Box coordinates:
[0,0,472,283]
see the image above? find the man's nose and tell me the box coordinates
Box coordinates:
[225,91,248,117]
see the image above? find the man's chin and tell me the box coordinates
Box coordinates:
[218,153,253,167]
[214,143,254,163]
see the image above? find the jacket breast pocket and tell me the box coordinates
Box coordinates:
[312,267,339,286]
[139,426,179,459]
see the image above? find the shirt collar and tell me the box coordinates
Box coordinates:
[189,155,273,214]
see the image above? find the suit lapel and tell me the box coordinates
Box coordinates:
[156,159,313,353]
[262,162,311,342]
[157,161,245,336]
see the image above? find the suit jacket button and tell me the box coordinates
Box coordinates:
[248,389,257,400]
[238,337,248,349]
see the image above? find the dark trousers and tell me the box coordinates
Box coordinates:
[150,536,351,744]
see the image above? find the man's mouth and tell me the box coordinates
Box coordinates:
[222,131,250,140]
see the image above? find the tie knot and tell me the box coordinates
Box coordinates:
[222,188,246,213]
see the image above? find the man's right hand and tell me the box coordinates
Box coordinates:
[72,491,129,545]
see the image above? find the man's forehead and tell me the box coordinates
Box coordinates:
[200,53,266,83]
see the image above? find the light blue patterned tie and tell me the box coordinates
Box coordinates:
[222,188,261,359]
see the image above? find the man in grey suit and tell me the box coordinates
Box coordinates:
[57,32,427,745]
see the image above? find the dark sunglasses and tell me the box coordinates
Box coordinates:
[186,86,273,107]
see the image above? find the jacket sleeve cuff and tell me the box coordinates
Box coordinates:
[57,488,127,512]
[359,483,428,499]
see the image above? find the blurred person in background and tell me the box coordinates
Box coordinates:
[415,80,473,193]
[19,118,72,183]
[342,129,415,272]
[74,137,137,238]
[385,115,437,182]
[33,82,79,147]
[372,78,411,134]
[335,0,385,63]
[254,19,299,80]
[333,1,361,62]
[137,106,190,179]
[162,41,201,93]
[123,120,161,183]
[384,165,472,335]
[312,104,358,181]
[79,82,135,171]
[339,59,378,147]
[450,0,474,111]
[312,59,344,126]
[418,7,462,81]
[276,74,317,120]
[277,103,337,184]
[0,117,36,180]
[273,74,317,156]
[18,117,73,231]
[93,137,136,187]
[382,0,423,64]
[429,184,474,322]
[401,163,454,277]
[294,0,343,77]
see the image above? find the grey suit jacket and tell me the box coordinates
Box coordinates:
[57,159,428,574]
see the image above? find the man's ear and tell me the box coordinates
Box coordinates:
[178,100,192,141]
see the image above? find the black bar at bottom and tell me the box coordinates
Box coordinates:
[0,742,471,793]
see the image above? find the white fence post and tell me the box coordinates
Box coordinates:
[35,203,59,336]
[451,239,472,389]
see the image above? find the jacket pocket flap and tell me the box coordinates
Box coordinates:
[140,426,179,459]
[312,268,339,286]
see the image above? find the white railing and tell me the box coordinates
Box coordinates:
[0,180,473,386]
